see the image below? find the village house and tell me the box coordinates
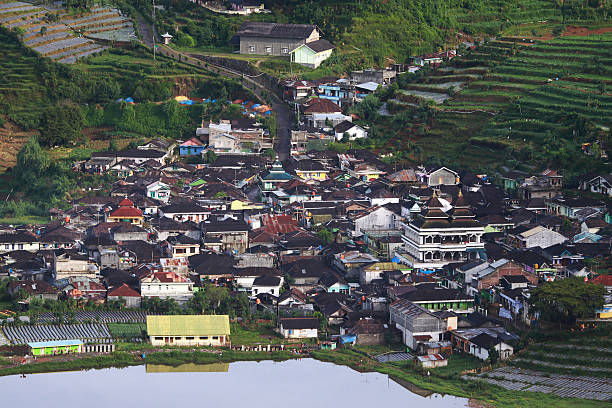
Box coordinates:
[179,137,206,156]
[159,202,210,223]
[53,251,97,281]
[507,225,567,249]
[350,68,397,85]
[201,218,249,253]
[235,21,321,56]
[107,283,141,308]
[147,315,230,347]
[251,275,284,297]
[277,317,319,339]
[165,234,200,258]
[334,120,367,141]
[451,328,517,361]
[0,232,39,253]
[7,280,59,302]
[140,271,194,303]
[294,159,329,181]
[582,174,612,197]
[390,299,446,349]
[91,148,170,166]
[146,181,171,203]
[290,39,335,68]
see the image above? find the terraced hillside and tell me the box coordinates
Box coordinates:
[0,1,135,64]
[388,29,612,176]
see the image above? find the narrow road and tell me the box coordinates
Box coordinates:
[135,13,156,47]
[154,45,293,160]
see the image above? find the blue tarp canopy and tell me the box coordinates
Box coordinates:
[339,334,357,344]
[179,99,194,105]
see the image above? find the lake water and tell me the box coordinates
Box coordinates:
[0,359,468,407]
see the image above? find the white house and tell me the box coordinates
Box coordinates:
[508,225,567,249]
[468,333,514,361]
[290,39,334,68]
[140,271,194,303]
[584,174,612,197]
[251,275,283,298]
[277,317,319,339]
[353,206,399,237]
[146,181,171,203]
[334,120,367,141]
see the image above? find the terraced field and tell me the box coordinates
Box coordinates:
[0,1,136,64]
[390,26,612,171]
[465,337,612,402]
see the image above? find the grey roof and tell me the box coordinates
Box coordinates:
[279,317,319,330]
[303,38,334,53]
[236,21,317,40]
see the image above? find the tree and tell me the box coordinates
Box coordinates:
[205,284,230,313]
[262,149,276,159]
[108,139,119,151]
[39,105,84,146]
[317,227,333,245]
[528,277,605,326]
[488,345,499,365]
[204,150,218,163]
[15,137,50,185]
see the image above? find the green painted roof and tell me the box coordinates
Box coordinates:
[146,315,230,336]
[189,179,206,187]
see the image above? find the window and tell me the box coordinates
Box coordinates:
[175,337,182,340]
[18,244,23,250]
[4,245,8,250]
[282,47,288,54]
[265,46,272,53]
[249,45,255,52]
[186,337,194,340]
[154,337,163,340]
[190,247,196,253]
[212,336,219,340]
[200,336,209,340]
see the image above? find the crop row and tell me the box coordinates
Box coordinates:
[32,37,90,55]
[57,46,107,63]
[2,323,112,344]
[25,31,70,46]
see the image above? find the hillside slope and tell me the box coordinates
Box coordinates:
[383,28,612,181]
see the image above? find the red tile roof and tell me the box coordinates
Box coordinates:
[110,206,143,218]
[108,283,141,297]
[119,198,135,207]
[591,274,612,286]
[303,98,342,114]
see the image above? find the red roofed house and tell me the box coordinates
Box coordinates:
[140,271,194,302]
[107,283,141,308]
[107,198,144,225]
[179,137,206,156]
[303,98,342,115]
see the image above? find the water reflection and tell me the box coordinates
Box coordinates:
[0,359,468,407]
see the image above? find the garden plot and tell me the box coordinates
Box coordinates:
[2,323,113,344]
[36,310,147,324]
[398,89,451,104]
[51,43,102,60]
[57,45,107,63]
[0,9,43,23]
[32,37,91,56]
[0,5,135,63]
[25,31,70,46]
[88,26,135,41]
[0,4,38,15]
[467,366,612,401]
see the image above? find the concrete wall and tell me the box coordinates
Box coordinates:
[150,335,229,347]
[240,35,314,56]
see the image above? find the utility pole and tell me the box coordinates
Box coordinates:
[152,0,156,60]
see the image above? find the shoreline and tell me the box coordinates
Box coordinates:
[0,348,608,407]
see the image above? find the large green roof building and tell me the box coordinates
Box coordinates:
[146,315,231,347]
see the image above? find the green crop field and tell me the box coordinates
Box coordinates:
[379,25,612,180]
